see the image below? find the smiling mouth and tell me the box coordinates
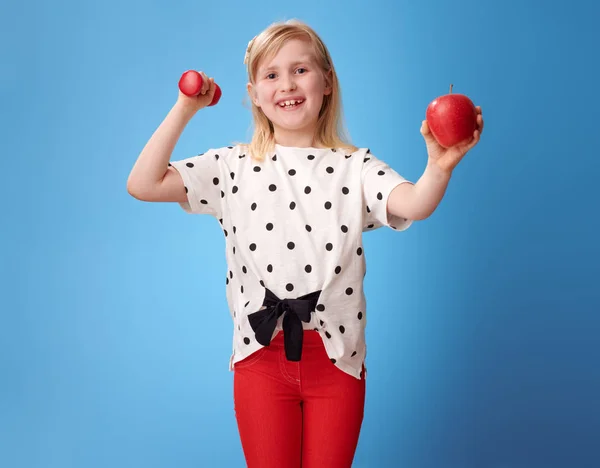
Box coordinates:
[277,99,305,110]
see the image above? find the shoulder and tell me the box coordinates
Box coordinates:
[193,144,248,165]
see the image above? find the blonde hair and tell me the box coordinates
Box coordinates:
[239,19,357,162]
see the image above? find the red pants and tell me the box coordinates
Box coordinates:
[233,330,366,468]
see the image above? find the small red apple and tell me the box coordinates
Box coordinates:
[178,70,222,106]
[426,84,477,148]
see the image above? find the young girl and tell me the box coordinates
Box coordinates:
[127,19,483,468]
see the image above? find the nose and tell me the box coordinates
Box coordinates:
[279,72,296,92]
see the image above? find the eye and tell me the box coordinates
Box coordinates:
[296,67,307,74]
[266,73,276,79]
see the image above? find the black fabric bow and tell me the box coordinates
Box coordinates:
[248,288,321,361]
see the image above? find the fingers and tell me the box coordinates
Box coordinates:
[477,114,484,133]
[199,71,209,95]
[421,120,438,145]
[465,130,480,152]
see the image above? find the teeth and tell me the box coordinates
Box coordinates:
[279,99,304,107]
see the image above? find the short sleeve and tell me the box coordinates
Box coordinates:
[169,148,227,218]
[361,149,414,232]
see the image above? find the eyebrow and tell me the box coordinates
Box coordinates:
[259,58,313,74]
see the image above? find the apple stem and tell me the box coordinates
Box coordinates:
[450,84,453,94]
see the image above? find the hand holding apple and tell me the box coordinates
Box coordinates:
[422,84,484,174]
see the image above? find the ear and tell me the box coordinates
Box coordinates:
[323,69,333,96]
[247,82,261,107]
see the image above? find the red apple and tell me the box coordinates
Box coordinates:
[426,84,477,148]
[178,70,222,106]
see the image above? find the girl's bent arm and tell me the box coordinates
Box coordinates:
[127,101,196,202]
[387,162,452,221]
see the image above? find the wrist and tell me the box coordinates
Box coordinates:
[426,159,453,180]
[173,100,199,121]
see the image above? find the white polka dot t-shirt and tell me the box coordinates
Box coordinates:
[169,144,413,379]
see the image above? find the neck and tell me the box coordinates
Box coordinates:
[273,126,322,148]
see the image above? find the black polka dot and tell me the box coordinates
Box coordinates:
[288,169,296,176]
[200,199,208,204]
[326,167,334,174]
[229,271,233,279]
[325,331,331,339]
[326,243,333,251]
[242,266,247,274]
[251,202,257,211]
[184,186,188,193]
[351,351,357,357]
[230,172,235,179]
[240,285,244,293]
[267,264,273,272]
[186,162,194,168]
[307,154,315,160]
[331,359,336,364]
[358,311,363,320]
[345,288,353,295]
[357,247,363,255]
[317,304,325,312]
[378,170,385,176]
[272,154,277,161]
[304,186,311,194]
[213,177,219,185]
[305,265,312,273]
[260,280,265,287]
[266,223,274,231]
[335,266,341,274]
[287,242,295,250]
[342,187,349,194]
[286,283,294,291]
[254,166,261,172]
[244,337,250,345]
[377,192,383,200]
[339,325,345,334]
[341,225,348,233]
[290,201,296,210]
[250,243,257,251]
[324,201,332,210]
[232,186,238,194]
[269,184,277,192]
[305,225,312,232]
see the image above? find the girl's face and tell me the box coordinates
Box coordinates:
[248,38,332,146]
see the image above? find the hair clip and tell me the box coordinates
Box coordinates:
[243,36,257,65]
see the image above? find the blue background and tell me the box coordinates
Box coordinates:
[2,0,599,467]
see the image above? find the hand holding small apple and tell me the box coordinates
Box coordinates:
[422,85,484,175]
